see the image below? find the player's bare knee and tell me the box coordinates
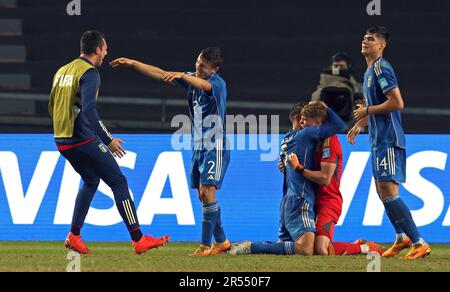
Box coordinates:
[314,245,329,255]
[376,181,399,200]
[199,185,217,204]
[295,241,314,256]
[314,236,331,255]
[314,239,329,255]
[296,246,314,256]
[198,191,209,203]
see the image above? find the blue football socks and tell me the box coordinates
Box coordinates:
[250,241,295,255]
[383,195,421,244]
[201,202,219,247]
[213,206,227,243]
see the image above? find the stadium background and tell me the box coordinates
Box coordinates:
[0,0,449,243]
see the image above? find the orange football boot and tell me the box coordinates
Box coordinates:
[132,234,170,254]
[190,244,212,256]
[401,243,432,260]
[210,239,231,255]
[64,232,91,254]
[382,237,412,258]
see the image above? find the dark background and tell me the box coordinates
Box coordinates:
[0,0,449,133]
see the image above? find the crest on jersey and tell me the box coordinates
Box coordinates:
[98,144,108,153]
[281,133,295,153]
[282,135,294,144]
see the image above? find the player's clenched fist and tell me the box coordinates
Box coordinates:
[286,153,305,174]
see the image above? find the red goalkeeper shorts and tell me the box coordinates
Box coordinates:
[315,201,342,240]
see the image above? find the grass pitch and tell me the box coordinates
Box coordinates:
[0,241,448,272]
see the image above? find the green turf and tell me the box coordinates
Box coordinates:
[0,241,448,272]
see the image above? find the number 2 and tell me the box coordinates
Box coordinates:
[208,161,215,174]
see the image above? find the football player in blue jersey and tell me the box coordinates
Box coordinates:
[229,101,346,256]
[110,47,231,256]
[347,26,431,259]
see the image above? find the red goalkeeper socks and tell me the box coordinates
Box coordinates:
[329,242,362,255]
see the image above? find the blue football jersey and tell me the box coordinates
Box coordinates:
[280,108,347,205]
[363,57,406,150]
[281,129,317,205]
[177,73,227,149]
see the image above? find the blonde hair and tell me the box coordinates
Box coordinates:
[301,102,327,123]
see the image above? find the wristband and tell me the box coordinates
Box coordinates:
[295,166,305,174]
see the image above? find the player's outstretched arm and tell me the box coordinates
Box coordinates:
[162,72,212,92]
[354,88,404,121]
[110,57,167,81]
[316,107,347,140]
[303,162,336,186]
[287,153,336,186]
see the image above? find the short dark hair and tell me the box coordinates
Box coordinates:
[200,47,223,67]
[80,30,105,54]
[289,102,307,121]
[366,26,389,42]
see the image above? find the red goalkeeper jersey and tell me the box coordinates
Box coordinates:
[313,135,343,207]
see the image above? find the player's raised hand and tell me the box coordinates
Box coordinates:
[107,138,127,158]
[353,103,368,121]
[162,72,184,83]
[286,153,304,172]
[347,124,362,144]
[287,153,305,174]
[286,153,298,168]
[110,57,134,68]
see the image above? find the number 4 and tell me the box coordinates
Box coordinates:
[377,157,387,171]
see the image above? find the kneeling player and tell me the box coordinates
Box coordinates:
[288,104,383,256]
[230,102,346,256]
